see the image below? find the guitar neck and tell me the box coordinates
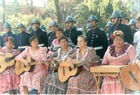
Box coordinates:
[6,55,18,62]
[74,56,100,68]
[29,62,38,66]
[74,60,90,68]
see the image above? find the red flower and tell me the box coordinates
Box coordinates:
[4,36,8,42]
[110,34,114,39]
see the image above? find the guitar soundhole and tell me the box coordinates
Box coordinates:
[0,65,1,68]
[69,67,72,71]
[63,67,65,76]
[5,58,9,63]
[24,65,26,68]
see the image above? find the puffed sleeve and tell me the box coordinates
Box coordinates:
[13,49,21,56]
[68,51,77,59]
[133,32,137,45]
[40,47,47,61]
[15,46,29,60]
[67,37,75,48]
[101,47,109,65]
[83,48,97,70]
[127,45,136,62]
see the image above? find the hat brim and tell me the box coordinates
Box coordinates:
[32,23,40,25]
[88,20,98,23]
[135,18,140,21]
[65,21,76,23]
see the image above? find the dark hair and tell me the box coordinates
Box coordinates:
[77,35,87,42]
[58,36,68,44]
[5,37,14,43]
[55,28,64,35]
[29,36,39,45]
[124,17,129,22]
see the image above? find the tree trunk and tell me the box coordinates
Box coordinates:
[54,0,62,27]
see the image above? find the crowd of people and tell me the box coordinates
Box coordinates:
[0,10,140,94]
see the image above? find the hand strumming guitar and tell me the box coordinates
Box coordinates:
[66,58,82,70]
[23,60,30,67]
[53,57,62,63]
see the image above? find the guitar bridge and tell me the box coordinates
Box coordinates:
[63,67,65,76]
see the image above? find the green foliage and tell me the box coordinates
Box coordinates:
[4,13,53,34]
[0,0,135,36]
[75,0,130,34]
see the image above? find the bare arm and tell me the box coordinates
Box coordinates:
[134,44,136,49]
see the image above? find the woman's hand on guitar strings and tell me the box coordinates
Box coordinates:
[53,57,61,63]
[24,60,29,67]
[69,62,74,70]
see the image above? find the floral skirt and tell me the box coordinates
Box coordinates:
[101,76,131,94]
[0,67,20,94]
[20,65,47,94]
[66,70,97,94]
[43,72,67,94]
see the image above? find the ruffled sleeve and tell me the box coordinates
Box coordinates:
[68,51,77,59]
[14,49,21,55]
[40,47,47,61]
[49,40,54,51]
[127,45,136,61]
[15,46,29,61]
[67,37,75,48]
[82,48,97,70]
[101,46,109,65]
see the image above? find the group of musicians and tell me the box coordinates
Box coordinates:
[0,10,139,94]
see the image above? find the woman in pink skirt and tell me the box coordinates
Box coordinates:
[15,36,48,94]
[0,37,21,94]
[101,30,136,94]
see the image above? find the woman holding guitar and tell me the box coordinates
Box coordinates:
[43,36,74,94]
[65,35,98,94]
[15,36,48,94]
[0,37,21,94]
[100,30,136,94]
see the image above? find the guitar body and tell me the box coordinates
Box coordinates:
[58,61,82,82]
[15,58,35,75]
[0,53,15,73]
[120,64,140,91]
[58,56,100,82]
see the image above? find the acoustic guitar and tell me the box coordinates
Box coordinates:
[120,64,140,91]
[58,56,100,82]
[0,53,18,73]
[15,58,41,75]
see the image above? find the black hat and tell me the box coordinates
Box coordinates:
[136,17,140,21]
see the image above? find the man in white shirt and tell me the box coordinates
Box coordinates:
[133,17,140,53]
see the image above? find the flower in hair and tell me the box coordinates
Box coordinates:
[4,36,8,42]
[110,34,114,39]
